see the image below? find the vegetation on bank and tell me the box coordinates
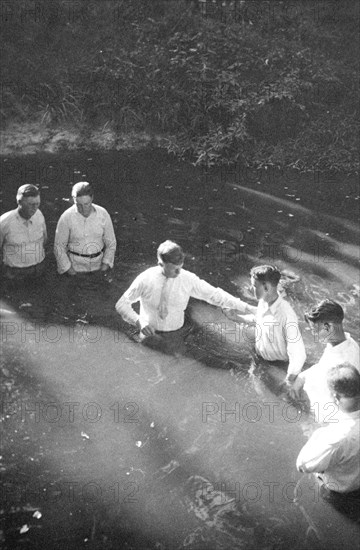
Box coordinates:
[1,0,358,172]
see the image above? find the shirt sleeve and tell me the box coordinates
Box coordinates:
[283,311,307,376]
[115,275,144,325]
[101,211,117,268]
[40,211,47,246]
[0,217,5,257]
[54,213,72,274]
[296,430,336,473]
[190,276,251,314]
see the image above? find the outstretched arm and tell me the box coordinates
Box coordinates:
[191,276,255,315]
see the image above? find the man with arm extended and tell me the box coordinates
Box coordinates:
[54,181,116,276]
[223,265,306,387]
[291,299,359,423]
[296,362,360,496]
[115,240,253,342]
[0,184,47,280]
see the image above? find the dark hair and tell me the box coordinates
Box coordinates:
[250,265,281,286]
[16,184,40,201]
[72,181,94,198]
[304,299,344,324]
[157,240,185,265]
[328,363,360,398]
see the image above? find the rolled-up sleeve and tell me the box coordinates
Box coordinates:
[54,214,71,274]
[190,276,250,313]
[296,432,335,473]
[102,211,116,268]
[115,276,143,325]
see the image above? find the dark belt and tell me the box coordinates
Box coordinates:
[69,248,104,259]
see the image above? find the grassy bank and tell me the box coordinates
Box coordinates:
[1,0,359,172]
[0,121,167,156]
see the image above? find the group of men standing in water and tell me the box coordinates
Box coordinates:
[0,183,359,502]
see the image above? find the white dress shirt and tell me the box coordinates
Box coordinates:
[296,409,360,493]
[0,209,46,267]
[115,266,250,332]
[300,334,360,423]
[54,204,116,274]
[253,297,306,376]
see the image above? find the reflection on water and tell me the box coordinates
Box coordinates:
[0,152,359,549]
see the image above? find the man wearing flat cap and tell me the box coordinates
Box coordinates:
[0,184,47,279]
[54,182,116,276]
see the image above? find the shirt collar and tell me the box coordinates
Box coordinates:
[16,210,33,224]
[338,409,360,421]
[325,332,351,351]
[259,295,282,314]
[73,204,97,217]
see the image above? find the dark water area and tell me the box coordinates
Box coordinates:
[0,151,359,549]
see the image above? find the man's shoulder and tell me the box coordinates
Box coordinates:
[93,204,110,217]
[58,204,76,221]
[33,209,45,222]
[346,334,360,349]
[179,268,198,281]
[310,423,348,447]
[134,266,159,282]
[277,297,299,319]
[0,209,18,225]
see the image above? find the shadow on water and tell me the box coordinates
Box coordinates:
[1,151,359,549]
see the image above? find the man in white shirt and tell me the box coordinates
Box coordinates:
[296,362,360,495]
[291,299,360,423]
[54,182,116,275]
[223,265,306,387]
[0,184,47,279]
[115,240,254,345]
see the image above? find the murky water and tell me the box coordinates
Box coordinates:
[1,151,359,549]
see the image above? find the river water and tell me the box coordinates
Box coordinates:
[0,151,359,549]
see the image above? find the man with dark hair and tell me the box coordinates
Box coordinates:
[0,184,47,279]
[223,264,306,386]
[54,181,116,275]
[291,299,359,421]
[116,240,254,339]
[296,363,360,494]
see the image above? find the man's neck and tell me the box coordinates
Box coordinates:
[339,397,360,414]
[327,326,346,347]
[264,291,279,307]
[17,207,31,220]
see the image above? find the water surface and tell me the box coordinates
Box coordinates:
[1,151,359,549]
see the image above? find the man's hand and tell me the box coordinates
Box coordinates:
[287,376,305,400]
[284,374,298,387]
[100,263,110,272]
[67,266,77,276]
[222,308,241,322]
[136,319,156,337]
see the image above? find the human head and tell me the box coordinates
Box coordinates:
[71,181,94,217]
[304,300,344,343]
[16,184,41,219]
[250,265,281,301]
[328,363,360,411]
[157,240,185,278]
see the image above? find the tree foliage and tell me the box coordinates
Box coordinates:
[1,0,358,172]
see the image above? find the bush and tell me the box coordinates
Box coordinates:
[0,0,358,172]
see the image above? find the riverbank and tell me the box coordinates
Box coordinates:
[0,122,169,157]
[1,1,358,172]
